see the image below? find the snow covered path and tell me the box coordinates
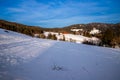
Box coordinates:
[0,29,120,80]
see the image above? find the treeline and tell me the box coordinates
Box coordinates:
[82,25,120,48]
[0,19,120,48]
[0,20,43,36]
[100,24,120,48]
[36,33,57,40]
[0,20,71,36]
[64,23,114,31]
[43,27,72,34]
[36,33,66,41]
[67,23,120,48]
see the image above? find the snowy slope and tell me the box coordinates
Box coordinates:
[44,32,100,44]
[0,28,120,80]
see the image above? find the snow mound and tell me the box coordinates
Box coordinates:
[0,28,120,80]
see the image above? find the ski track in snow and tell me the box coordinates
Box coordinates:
[0,28,120,80]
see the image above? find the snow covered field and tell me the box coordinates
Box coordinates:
[0,28,120,80]
[44,32,100,44]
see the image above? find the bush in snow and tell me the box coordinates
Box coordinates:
[51,34,57,40]
[47,33,52,39]
[59,35,66,41]
[52,64,64,71]
[4,30,9,33]
[82,39,100,46]
[39,34,46,39]
[82,40,95,45]
[47,33,57,40]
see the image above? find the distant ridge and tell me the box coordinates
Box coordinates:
[0,19,120,33]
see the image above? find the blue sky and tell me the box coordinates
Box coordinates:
[0,0,120,28]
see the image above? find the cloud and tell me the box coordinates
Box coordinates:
[7,8,25,12]
[2,0,120,27]
[35,13,120,27]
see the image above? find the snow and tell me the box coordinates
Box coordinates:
[90,28,101,34]
[71,29,83,32]
[64,34,87,43]
[0,28,120,80]
[44,32,100,44]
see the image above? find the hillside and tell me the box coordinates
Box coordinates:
[1,19,120,33]
[0,28,120,80]
[0,19,120,48]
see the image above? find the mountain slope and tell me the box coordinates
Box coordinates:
[0,28,120,80]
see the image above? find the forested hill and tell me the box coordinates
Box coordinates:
[1,19,120,33]
[0,19,120,48]
[0,20,44,36]
[63,22,120,32]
